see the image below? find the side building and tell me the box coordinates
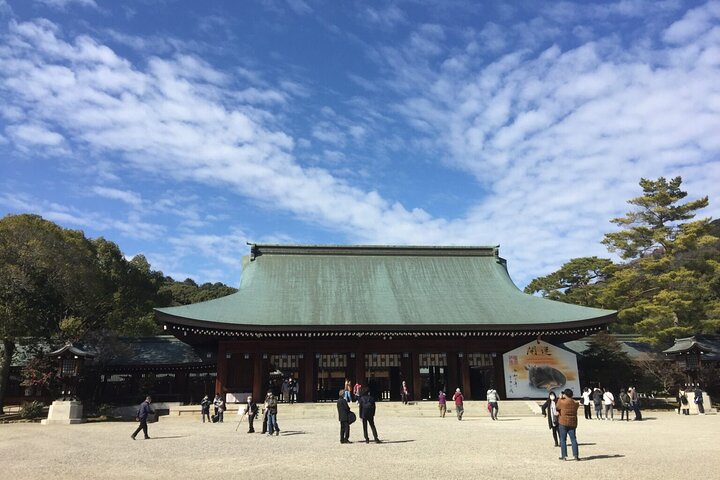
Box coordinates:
[155,244,616,402]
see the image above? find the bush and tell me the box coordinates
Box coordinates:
[19,401,44,419]
[94,403,113,417]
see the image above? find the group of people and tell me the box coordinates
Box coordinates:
[237,391,280,435]
[436,387,500,421]
[337,386,381,444]
[677,384,705,415]
[199,393,228,423]
[581,386,642,421]
[280,377,299,404]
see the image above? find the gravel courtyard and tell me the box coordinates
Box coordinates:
[1,411,717,479]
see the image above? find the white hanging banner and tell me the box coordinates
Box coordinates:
[503,340,580,398]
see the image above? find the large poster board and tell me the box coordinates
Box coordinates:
[503,340,580,398]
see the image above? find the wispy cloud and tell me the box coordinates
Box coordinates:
[361,5,407,30]
[1,2,719,288]
[33,0,97,9]
[91,186,142,207]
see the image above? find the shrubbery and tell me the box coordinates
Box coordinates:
[19,401,44,419]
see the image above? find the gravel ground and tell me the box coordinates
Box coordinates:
[1,411,717,479]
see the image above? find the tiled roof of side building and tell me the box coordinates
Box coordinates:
[11,336,215,368]
[663,334,720,359]
[155,244,616,331]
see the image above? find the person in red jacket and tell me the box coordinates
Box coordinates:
[452,388,464,420]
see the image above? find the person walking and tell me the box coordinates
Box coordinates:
[131,396,154,440]
[337,389,352,444]
[628,386,642,420]
[241,395,258,433]
[581,387,592,420]
[200,395,211,423]
[213,393,225,423]
[619,389,631,421]
[602,388,615,421]
[288,378,296,404]
[486,387,500,421]
[265,391,279,436]
[694,385,705,415]
[678,386,690,415]
[358,387,381,443]
[556,389,580,461]
[541,391,559,447]
[452,388,464,420]
[401,381,409,405]
[438,390,447,417]
[592,388,603,419]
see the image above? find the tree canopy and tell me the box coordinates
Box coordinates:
[526,177,720,347]
[0,214,237,412]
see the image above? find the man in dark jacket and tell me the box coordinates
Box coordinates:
[358,388,381,444]
[131,396,154,440]
[694,385,705,415]
[241,395,259,433]
[337,389,352,444]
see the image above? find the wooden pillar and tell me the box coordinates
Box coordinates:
[460,355,471,400]
[262,355,271,396]
[347,353,356,385]
[215,342,228,395]
[355,352,366,387]
[412,352,421,402]
[493,354,505,398]
[252,353,263,402]
[446,352,458,394]
[400,353,411,400]
[304,352,314,402]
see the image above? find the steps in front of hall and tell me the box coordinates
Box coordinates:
[163,400,541,421]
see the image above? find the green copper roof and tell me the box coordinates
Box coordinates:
[155,244,615,331]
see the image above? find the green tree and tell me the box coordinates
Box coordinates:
[602,176,709,259]
[524,256,615,307]
[599,178,719,346]
[527,177,719,348]
[578,332,635,392]
[0,214,105,413]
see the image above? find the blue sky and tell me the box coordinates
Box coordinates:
[1,0,719,288]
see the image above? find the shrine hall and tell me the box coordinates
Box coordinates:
[155,244,616,402]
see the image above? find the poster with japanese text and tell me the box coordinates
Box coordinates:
[502,340,580,398]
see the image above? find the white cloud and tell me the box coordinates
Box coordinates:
[6,123,64,146]
[91,186,142,207]
[362,5,407,29]
[285,0,312,15]
[33,0,97,9]
[663,1,720,44]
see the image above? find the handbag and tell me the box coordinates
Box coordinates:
[348,411,357,425]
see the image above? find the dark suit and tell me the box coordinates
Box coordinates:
[358,393,379,442]
[337,397,351,443]
[243,401,258,432]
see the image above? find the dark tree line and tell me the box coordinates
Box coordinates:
[0,214,236,412]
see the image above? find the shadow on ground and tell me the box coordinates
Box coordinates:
[581,454,625,461]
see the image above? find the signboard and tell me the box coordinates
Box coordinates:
[226,392,251,404]
[503,340,580,398]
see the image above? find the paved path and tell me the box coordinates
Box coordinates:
[1,411,717,479]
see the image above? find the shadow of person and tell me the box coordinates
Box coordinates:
[145,435,185,440]
[279,430,308,436]
[376,440,415,444]
[580,454,625,461]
